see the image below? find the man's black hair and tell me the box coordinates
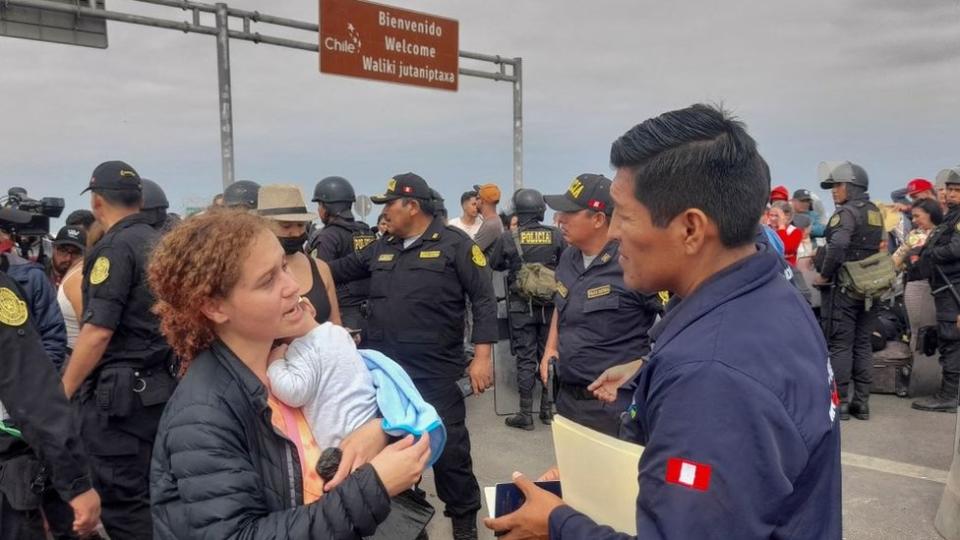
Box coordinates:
[97,189,143,209]
[912,197,943,226]
[460,191,478,205]
[610,104,770,248]
[65,209,95,229]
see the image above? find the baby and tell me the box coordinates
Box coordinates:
[267,318,378,450]
[267,298,446,481]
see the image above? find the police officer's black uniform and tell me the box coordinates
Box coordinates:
[915,167,960,412]
[76,162,176,539]
[543,175,662,436]
[309,176,375,332]
[0,267,93,539]
[330,174,497,538]
[816,161,882,421]
[489,189,565,429]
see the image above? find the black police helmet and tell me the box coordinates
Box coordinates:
[313,176,356,204]
[141,178,169,210]
[223,180,261,208]
[513,188,547,217]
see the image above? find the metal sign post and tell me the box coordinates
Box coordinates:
[1,0,525,190]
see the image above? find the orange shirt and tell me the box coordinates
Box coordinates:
[267,395,325,504]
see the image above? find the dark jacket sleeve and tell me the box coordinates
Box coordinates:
[329,242,375,285]
[0,277,91,502]
[154,402,391,539]
[549,362,812,540]
[928,225,960,264]
[9,263,66,368]
[455,240,498,344]
[821,208,856,279]
[312,229,344,264]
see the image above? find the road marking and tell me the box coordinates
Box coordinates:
[842,452,949,484]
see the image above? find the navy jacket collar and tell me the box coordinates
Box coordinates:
[649,247,780,351]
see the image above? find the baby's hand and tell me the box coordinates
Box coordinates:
[268,344,289,365]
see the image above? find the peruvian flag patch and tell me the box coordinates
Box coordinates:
[665,457,711,491]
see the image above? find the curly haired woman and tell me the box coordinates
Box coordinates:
[148,209,430,539]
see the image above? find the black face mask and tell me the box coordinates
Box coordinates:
[279,233,307,255]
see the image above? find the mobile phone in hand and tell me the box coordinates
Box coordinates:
[457,376,474,398]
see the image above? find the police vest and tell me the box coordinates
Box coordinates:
[328,219,376,256]
[827,200,883,263]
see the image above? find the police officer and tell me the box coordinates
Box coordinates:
[486,104,841,540]
[222,179,260,209]
[537,174,661,436]
[814,161,883,421]
[0,233,101,538]
[309,176,376,332]
[140,178,180,233]
[915,166,960,412]
[330,173,497,540]
[489,188,565,430]
[60,161,177,539]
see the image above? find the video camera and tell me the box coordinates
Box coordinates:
[0,187,65,236]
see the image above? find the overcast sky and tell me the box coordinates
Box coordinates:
[2,0,959,223]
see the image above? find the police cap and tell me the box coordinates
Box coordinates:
[81,161,142,194]
[544,173,613,216]
[371,173,432,204]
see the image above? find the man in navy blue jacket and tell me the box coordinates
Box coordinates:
[485,104,842,539]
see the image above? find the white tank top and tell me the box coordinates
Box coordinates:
[57,265,82,348]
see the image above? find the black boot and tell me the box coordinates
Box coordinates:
[850,385,870,420]
[505,398,535,431]
[539,387,553,425]
[838,401,850,421]
[912,373,959,413]
[848,400,870,420]
[451,514,478,540]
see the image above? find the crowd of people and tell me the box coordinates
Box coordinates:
[0,102,957,539]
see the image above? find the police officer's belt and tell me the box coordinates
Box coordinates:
[559,382,597,401]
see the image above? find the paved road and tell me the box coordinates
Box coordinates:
[421,391,956,539]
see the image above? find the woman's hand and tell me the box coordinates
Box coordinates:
[537,466,560,482]
[325,417,389,491]
[370,434,432,497]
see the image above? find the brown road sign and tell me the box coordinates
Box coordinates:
[320,0,458,91]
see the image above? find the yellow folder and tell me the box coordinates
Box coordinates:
[552,414,644,535]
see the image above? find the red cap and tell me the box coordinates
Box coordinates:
[906,178,934,197]
[770,185,790,202]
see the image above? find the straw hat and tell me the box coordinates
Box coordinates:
[256,184,316,222]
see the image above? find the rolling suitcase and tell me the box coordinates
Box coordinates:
[871,340,911,397]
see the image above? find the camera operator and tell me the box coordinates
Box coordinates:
[0,208,67,369]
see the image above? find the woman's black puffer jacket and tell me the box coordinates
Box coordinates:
[151,340,391,539]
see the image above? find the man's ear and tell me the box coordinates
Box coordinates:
[677,209,710,255]
[200,297,230,325]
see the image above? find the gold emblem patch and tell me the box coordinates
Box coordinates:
[955,222,960,233]
[658,290,671,306]
[587,284,612,299]
[568,178,585,199]
[90,256,110,285]
[387,178,397,192]
[829,214,840,228]
[600,253,612,264]
[420,250,441,259]
[0,287,28,327]
[556,281,568,298]
[867,210,882,227]
[471,245,487,267]
[353,235,375,252]
[378,253,395,262]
